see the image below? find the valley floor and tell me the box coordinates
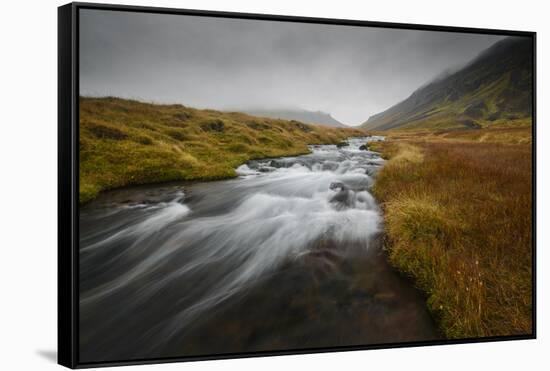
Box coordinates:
[370,125,533,338]
[79,96,534,341]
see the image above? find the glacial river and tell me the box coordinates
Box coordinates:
[79,136,439,362]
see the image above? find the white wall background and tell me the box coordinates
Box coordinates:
[0,0,546,369]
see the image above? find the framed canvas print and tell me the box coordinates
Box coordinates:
[58,2,536,368]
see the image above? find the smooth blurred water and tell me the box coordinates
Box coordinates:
[79,136,439,362]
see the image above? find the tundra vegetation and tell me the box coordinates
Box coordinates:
[369,122,533,338]
[79,97,363,203]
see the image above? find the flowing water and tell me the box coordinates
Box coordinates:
[79,136,440,362]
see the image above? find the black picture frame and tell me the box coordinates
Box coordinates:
[58,2,537,368]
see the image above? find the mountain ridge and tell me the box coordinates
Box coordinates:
[362,36,533,131]
[240,108,346,128]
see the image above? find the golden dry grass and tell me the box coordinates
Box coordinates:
[371,126,533,339]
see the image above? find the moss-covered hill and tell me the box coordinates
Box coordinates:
[79,97,363,203]
[362,37,533,131]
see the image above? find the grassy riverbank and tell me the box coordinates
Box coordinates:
[79,97,363,203]
[370,124,533,338]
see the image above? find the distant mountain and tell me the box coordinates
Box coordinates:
[362,36,533,131]
[242,109,346,128]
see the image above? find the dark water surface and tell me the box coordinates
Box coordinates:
[79,137,440,362]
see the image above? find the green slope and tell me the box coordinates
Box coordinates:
[362,36,533,131]
[79,97,363,203]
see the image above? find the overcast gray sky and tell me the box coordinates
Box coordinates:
[80,9,504,125]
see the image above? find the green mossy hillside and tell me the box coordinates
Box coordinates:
[362,37,532,131]
[79,97,363,203]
